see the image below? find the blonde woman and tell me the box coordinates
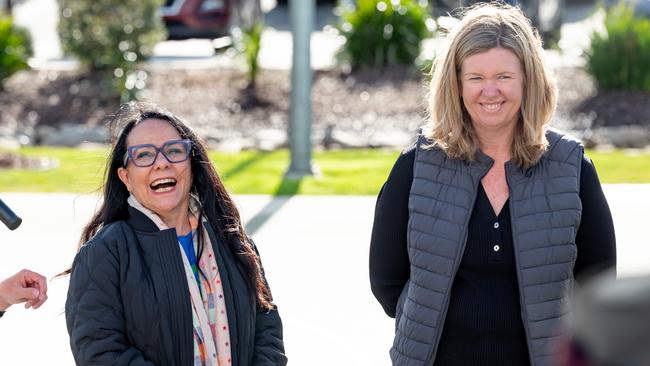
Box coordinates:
[369,4,616,366]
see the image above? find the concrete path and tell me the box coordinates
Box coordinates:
[0,186,648,365]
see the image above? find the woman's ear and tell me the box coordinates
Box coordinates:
[117,167,131,192]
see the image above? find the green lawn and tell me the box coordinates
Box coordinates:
[215,149,399,195]
[1,147,648,194]
[586,149,650,183]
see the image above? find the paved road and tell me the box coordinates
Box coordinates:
[13,0,603,71]
[0,186,648,365]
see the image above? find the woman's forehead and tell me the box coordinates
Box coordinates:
[127,119,181,145]
[460,47,522,74]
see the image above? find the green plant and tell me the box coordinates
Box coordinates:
[337,0,432,68]
[587,2,650,90]
[0,14,32,89]
[57,0,166,101]
[233,22,264,88]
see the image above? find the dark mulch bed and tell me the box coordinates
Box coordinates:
[0,65,648,144]
[576,90,650,127]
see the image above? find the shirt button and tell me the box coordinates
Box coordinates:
[493,222,500,229]
[493,245,500,252]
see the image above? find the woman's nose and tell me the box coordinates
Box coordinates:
[481,81,499,97]
[152,151,171,169]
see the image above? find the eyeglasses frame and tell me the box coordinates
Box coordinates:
[123,139,193,168]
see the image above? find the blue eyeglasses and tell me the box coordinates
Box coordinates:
[123,139,192,167]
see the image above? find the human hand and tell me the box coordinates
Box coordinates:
[0,269,48,311]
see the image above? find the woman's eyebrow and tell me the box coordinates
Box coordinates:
[462,71,516,77]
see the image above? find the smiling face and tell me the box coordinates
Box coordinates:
[460,47,524,137]
[117,118,192,224]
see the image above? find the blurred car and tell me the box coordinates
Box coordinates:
[161,0,231,39]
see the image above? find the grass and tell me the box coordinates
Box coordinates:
[586,149,650,184]
[1,147,107,193]
[215,149,398,195]
[0,147,400,195]
[1,147,648,194]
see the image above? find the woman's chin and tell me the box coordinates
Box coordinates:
[146,197,187,216]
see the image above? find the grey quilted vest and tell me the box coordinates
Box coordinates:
[391,130,583,366]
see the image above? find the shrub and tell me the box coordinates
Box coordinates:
[337,0,432,68]
[57,0,166,100]
[231,21,264,88]
[0,14,32,89]
[587,2,650,91]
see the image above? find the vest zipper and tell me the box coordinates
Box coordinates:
[505,165,535,366]
[423,167,488,366]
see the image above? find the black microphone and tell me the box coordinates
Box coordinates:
[0,197,22,230]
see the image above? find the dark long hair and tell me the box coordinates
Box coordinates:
[71,102,273,310]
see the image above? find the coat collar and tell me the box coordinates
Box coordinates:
[126,205,167,233]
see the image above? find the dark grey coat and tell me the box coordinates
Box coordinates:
[66,206,287,366]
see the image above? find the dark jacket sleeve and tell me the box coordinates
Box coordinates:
[574,155,617,282]
[253,306,287,365]
[65,230,154,366]
[369,147,415,318]
[250,242,288,366]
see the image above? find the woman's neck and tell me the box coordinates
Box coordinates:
[160,210,191,236]
[476,125,515,162]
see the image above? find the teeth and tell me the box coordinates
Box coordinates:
[151,178,176,186]
[153,185,174,193]
[150,178,177,193]
[483,103,501,111]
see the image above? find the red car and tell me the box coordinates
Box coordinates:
[161,0,232,39]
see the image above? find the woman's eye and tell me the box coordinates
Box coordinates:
[136,150,154,159]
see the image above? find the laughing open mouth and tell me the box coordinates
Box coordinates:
[150,178,177,192]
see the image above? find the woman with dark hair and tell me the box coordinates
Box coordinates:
[369,3,616,366]
[65,102,286,366]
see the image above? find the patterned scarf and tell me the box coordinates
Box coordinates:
[128,195,232,366]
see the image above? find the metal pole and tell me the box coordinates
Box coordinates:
[4,0,13,14]
[287,0,316,178]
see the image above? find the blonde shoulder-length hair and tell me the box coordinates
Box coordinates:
[423,2,557,168]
